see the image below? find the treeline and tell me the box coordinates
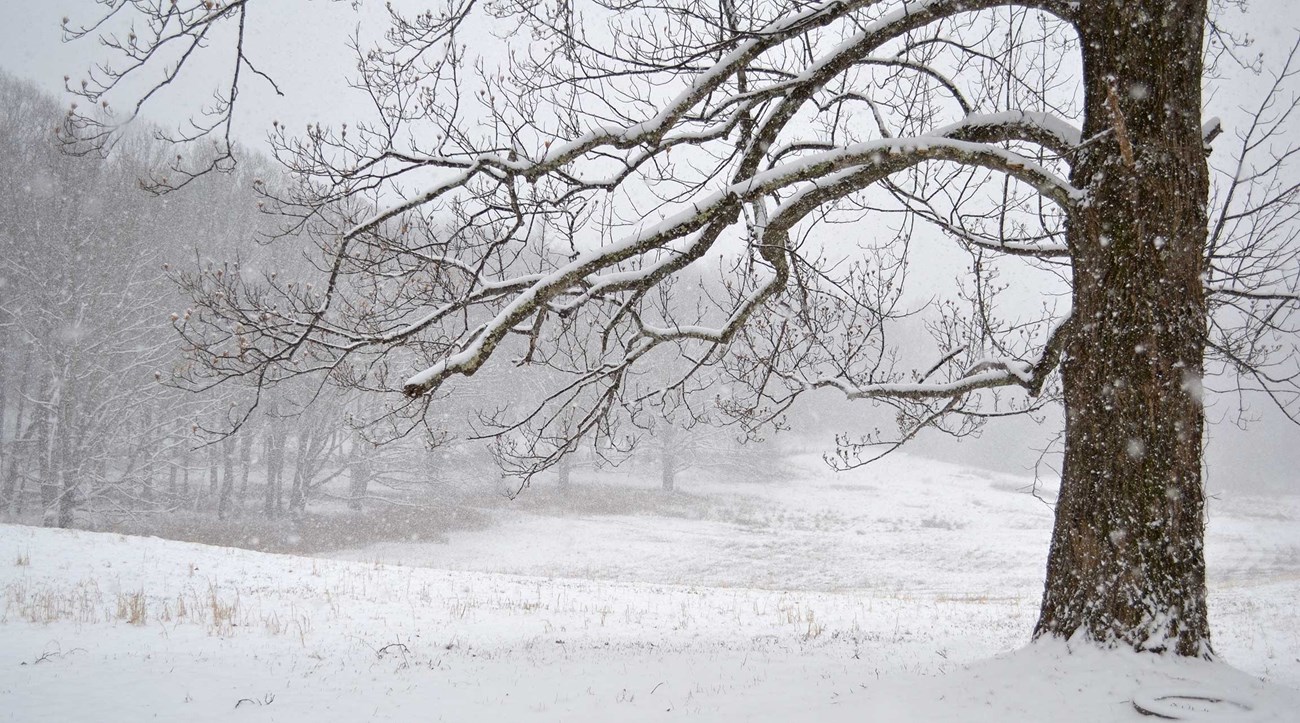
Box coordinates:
[0,72,463,529]
[0,72,794,541]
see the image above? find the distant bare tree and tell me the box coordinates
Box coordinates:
[0,73,194,525]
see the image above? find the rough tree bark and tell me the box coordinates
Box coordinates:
[1036,0,1211,656]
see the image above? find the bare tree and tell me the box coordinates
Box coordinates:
[0,72,200,526]
[1,72,291,525]
[67,0,1300,657]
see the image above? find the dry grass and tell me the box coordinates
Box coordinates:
[258,605,310,644]
[115,590,148,625]
[14,549,30,566]
[207,582,240,635]
[2,575,278,638]
[5,578,104,625]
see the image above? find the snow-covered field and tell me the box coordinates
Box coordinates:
[2,453,1298,721]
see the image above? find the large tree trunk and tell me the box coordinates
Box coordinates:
[1035,0,1211,657]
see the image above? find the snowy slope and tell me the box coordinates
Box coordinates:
[2,453,1298,721]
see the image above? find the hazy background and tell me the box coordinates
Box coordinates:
[1,0,1297,493]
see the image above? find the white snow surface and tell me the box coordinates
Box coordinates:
[3,452,1298,721]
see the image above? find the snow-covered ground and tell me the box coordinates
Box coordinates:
[2,453,1298,721]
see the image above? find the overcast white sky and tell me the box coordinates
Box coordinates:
[2,1,1300,488]
[0,1,377,148]
[4,2,1297,146]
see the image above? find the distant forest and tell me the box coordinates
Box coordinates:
[0,71,784,547]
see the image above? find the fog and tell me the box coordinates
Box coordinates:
[0,1,1297,556]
